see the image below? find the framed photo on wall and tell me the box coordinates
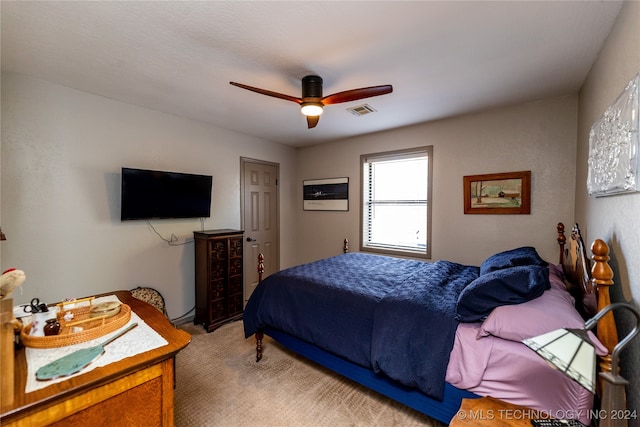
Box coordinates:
[303,177,349,211]
[463,171,531,214]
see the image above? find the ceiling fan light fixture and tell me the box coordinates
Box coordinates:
[300,103,323,116]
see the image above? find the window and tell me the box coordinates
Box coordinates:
[360,146,432,258]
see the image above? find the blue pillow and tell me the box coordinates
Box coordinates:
[456,265,550,322]
[480,246,547,276]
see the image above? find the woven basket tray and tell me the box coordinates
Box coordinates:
[20,299,131,349]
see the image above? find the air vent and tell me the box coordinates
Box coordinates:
[347,104,377,116]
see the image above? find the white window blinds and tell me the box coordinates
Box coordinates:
[361,147,432,257]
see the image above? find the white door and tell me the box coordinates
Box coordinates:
[241,158,279,304]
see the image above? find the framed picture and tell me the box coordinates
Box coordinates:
[303,177,349,211]
[463,171,531,214]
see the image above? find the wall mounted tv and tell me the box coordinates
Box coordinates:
[121,167,213,220]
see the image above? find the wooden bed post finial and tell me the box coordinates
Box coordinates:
[557,223,566,265]
[590,238,618,378]
[258,253,264,283]
[343,238,349,253]
[591,239,614,287]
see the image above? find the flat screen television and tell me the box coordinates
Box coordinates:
[121,167,212,220]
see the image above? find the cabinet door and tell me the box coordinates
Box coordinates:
[227,237,243,316]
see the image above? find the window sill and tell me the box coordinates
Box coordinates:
[360,246,430,260]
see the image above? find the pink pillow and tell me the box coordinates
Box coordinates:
[549,262,598,316]
[547,263,568,291]
[478,270,608,355]
[478,287,579,341]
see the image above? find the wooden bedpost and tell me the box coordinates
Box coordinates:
[258,253,264,283]
[590,239,618,378]
[255,253,265,362]
[557,223,566,265]
[255,332,263,362]
[343,238,349,253]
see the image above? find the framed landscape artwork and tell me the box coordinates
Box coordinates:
[463,171,531,214]
[303,177,349,211]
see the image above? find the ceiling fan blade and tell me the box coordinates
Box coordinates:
[229,82,302,104]
[307,115,320,129]
[322,85,393,105]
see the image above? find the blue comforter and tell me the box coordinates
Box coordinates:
[243,252,479,400]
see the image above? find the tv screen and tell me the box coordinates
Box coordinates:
[121,167,212,220]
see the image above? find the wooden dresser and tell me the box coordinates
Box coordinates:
[194,229,244,332]
[0,291,191,426]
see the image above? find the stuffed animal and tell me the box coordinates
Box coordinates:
[1,268,26,299]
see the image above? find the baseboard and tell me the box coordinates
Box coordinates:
[172,315,195,326]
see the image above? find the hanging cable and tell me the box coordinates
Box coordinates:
[145,220,194,246]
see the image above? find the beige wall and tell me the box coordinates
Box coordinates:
[1,72,298,319]
[577,0,640,419]
[296,95,577,266]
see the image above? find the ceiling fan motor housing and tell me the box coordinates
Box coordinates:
[302,75,323,98]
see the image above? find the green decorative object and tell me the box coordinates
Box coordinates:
[36,323,138,381]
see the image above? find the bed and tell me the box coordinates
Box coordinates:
[243,223,619,425]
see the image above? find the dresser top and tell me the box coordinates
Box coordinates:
[194,229,243,237]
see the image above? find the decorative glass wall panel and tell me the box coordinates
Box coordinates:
[587,74,639,197]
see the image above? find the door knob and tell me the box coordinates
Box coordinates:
[246,237,256,242]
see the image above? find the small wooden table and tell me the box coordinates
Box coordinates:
[0,290,191,426]
[450,396,535,426]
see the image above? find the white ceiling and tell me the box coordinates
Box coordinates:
[1,1,623,147]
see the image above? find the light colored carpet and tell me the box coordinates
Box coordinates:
[175,320,447,427]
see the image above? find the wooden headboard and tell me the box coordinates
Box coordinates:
[556,222,619,382]
[557,223,597,317]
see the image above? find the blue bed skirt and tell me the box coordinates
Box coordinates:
[264,328,479,424]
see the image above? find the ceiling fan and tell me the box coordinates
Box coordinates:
[229,75,393,129]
